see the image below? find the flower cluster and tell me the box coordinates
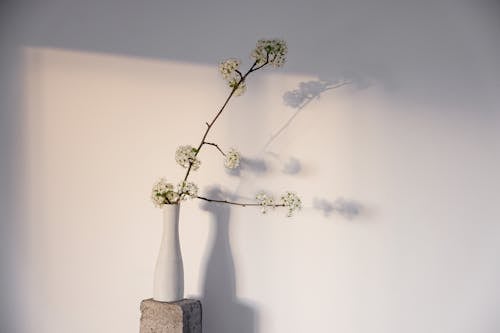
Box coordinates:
[251,39,288,68]
[219,58,240,80]
[219,58,246,96]
[175,145,201,170]
[256,191,302,216]
[177,181,198,200]
[280,191,302,217]
[224,149,241,169]
[152,39,302,218]
[256,192,276,214]
[151,178,199,207]
[228,78,246,96]
[151,178,179,207]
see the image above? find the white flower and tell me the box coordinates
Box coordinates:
[151,178,178,207]
[177,181,198,200]
[219,58,246,96]
[166,191,180,204]
[280,191,302,217]
[251,39,288,68]
[152,177,173,193]
[228,78,246,96]
[175,145,201,170]
[219,58,241,80]
[151,192,166,207]
[224,148,240,169]
[256,192,276,214]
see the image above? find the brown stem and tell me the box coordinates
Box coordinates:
[182,57,269,183]
[205,142,226,156]
[250,52,270,72]
[235,69,243,80]
[196,195,285,207]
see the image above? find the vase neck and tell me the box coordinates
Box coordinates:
[161,204,180,241]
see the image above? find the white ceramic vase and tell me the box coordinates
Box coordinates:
[153,204,184,302]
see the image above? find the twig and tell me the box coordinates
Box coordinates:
[250,52,270,73]
[204,142,226,156]
[182,56,270,183]
[235,69,243,80]
[196,195,285,207]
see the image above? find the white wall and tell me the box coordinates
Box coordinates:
[1,1,500,333]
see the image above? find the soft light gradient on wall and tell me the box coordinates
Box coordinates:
[2,0,500,333]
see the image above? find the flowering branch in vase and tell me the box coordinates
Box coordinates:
[151,39,302,217]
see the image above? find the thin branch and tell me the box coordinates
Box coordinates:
[182,59,261,182]
[250,52,270,72]
[235,69,244,80]
[196,195,285,207]
[204,142,226,156]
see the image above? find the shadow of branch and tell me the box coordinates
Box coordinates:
[263,78,351,151]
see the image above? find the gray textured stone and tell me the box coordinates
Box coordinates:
[140,298,202,333]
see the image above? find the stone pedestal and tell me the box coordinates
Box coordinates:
[140,298,202,333]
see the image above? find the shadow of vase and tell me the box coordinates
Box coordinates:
[200,187,259,333]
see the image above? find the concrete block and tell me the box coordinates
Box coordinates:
[140,298,202,333]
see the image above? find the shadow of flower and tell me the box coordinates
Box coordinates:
[225,156,268,177]
[263,78,351,151]
[282,157,301,175]
[313,197,363,219]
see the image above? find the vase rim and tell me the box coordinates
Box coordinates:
[161,203,181,209]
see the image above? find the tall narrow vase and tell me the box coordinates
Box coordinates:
[153,204,184,302]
